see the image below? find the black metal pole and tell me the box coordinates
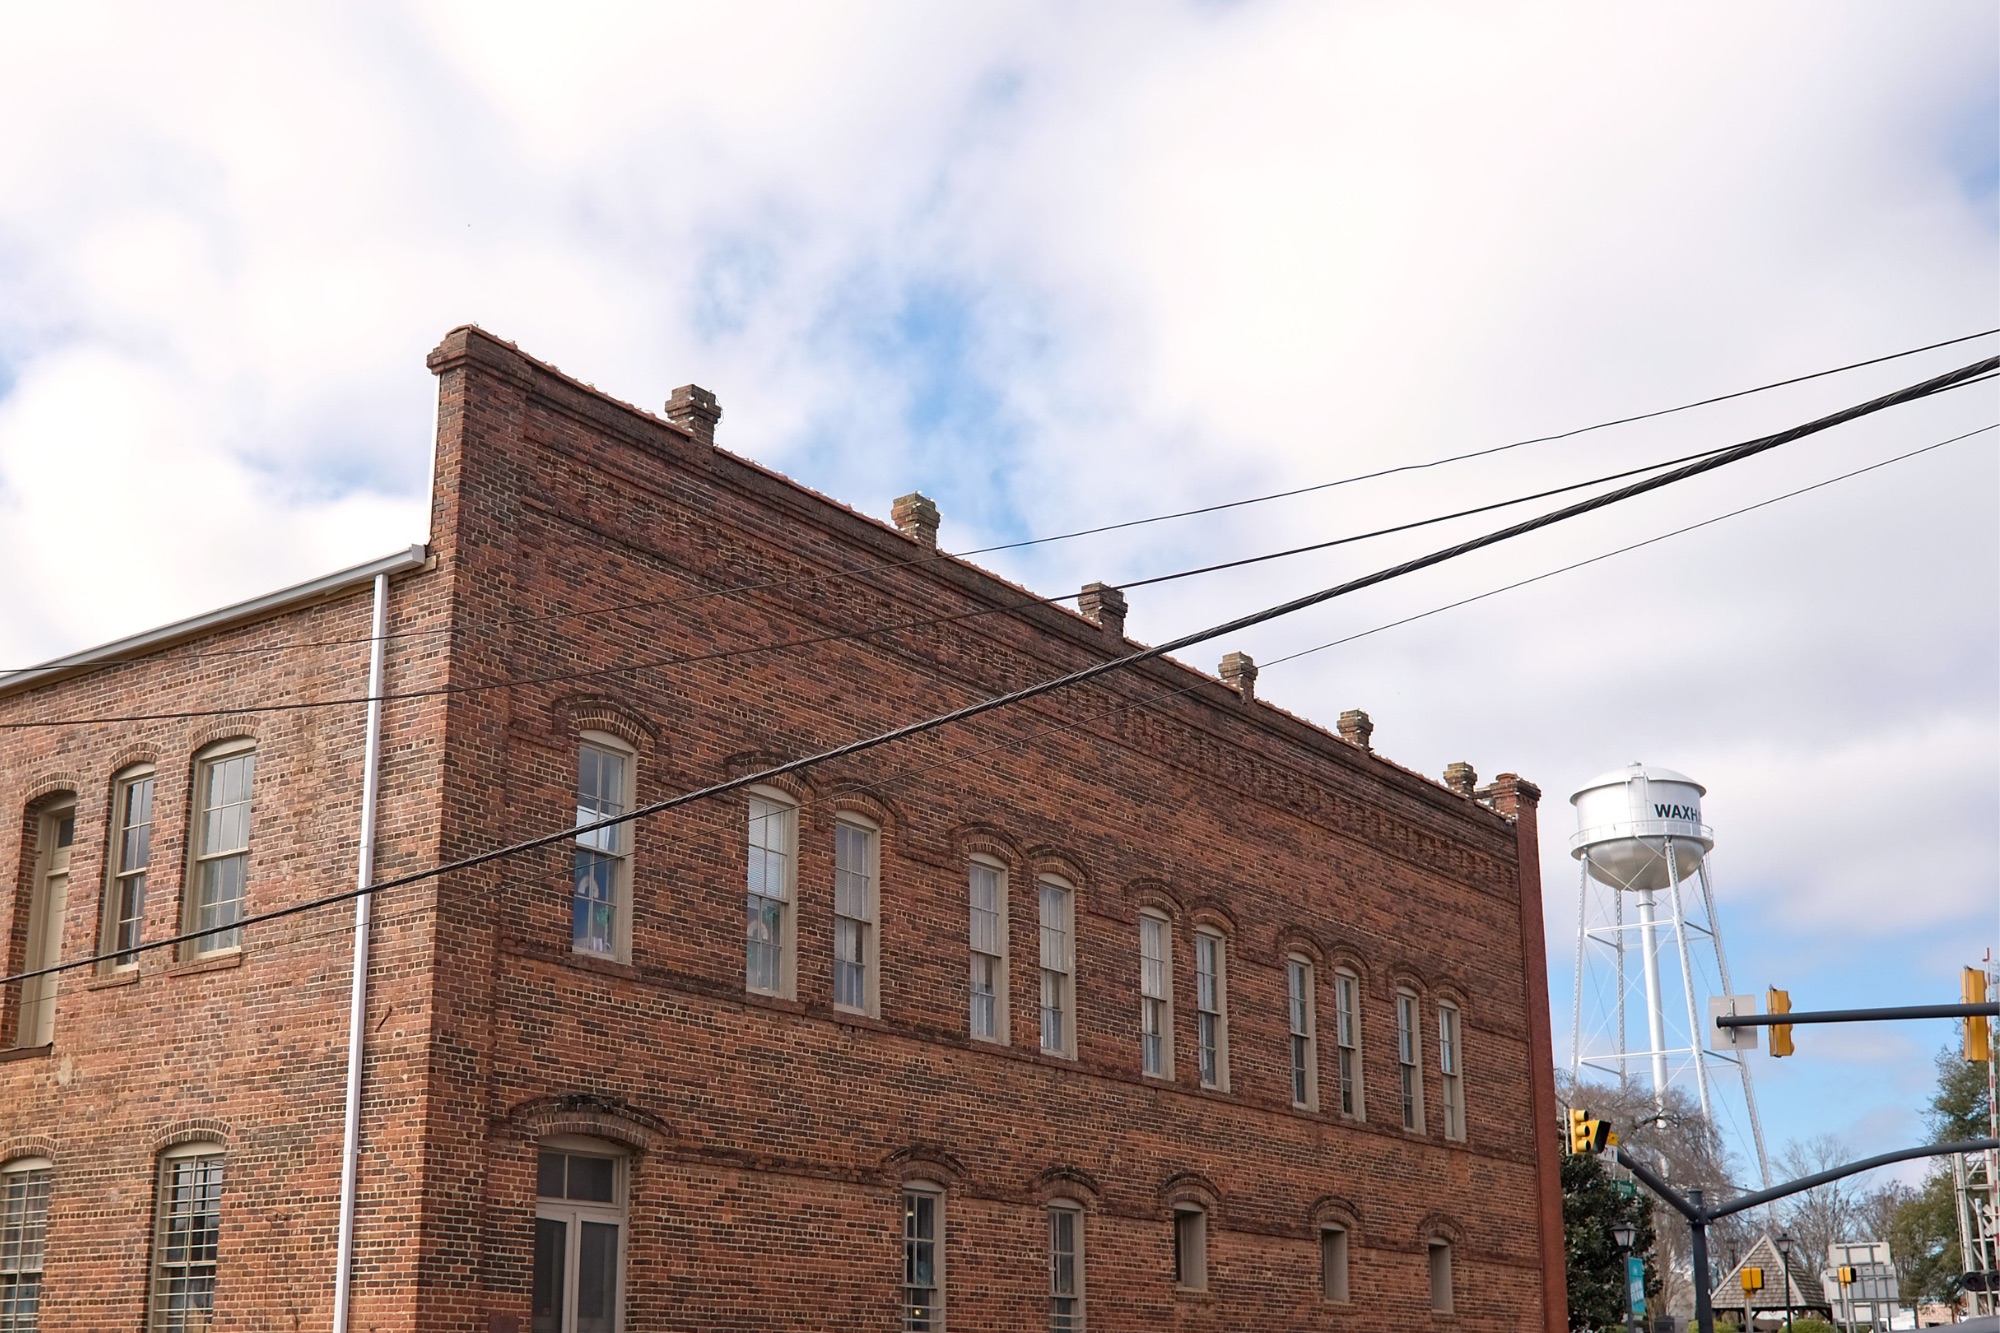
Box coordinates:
[1689,1188,1713,1333]
[1714,1001,1999,1027]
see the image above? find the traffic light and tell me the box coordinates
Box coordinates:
[1837,1265,1856,1286]
[1965,968,1990,1063]
[1740,1266,1764,1293]
[1567,1108,1611,1156]
[1768,987,1794,1058]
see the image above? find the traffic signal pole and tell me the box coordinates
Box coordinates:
[1612,1137,1998,1333]
[1712,1000,1999,1029]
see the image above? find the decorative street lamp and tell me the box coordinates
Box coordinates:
[1612,1222,1640,1333]
[1774,1233,1794,1332]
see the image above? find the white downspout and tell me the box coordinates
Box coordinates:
[333,572,390,1333]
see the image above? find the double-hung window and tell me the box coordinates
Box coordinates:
[1138,913,1172,1078]
[534,1141,624,1333]
[1397,989,1425,1132]
[106,769,156,968]
[572,738,633,961]
[833,819,878,1014]
[1287,956,1317,1109]
[745,793,795,995]
[968,860,1007,1042]
[1194,930,1228,1090]
[150,1143,223,1332]
[902,1185,944,1331]
[0,1158,51,1332]
[1038,879,1074,1057]
[1048,1203,1084,1331]
[1335,969,1363,1118]
[1439,1002,1465,1141]
[16,807,71,1049]
[188,745,255,955]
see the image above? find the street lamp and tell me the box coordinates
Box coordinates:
[1612,1222,1639,1333]
[1774,1233,1794,1333]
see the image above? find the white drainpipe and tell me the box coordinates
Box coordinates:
[333,571,390,1333]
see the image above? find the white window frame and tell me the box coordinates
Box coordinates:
[1172,1206,1208,1292]
[1194,929,1229,1091]
[901,1181,945,1331]
[1048,1200,1085,1331]
[1287,955,1318,1110]
[1439,1001,1465,1142]
[1138,912,1173,1080]
[16,804,73,1049]
[150,1140,224,1333]
[0,1155,52,1325]
[832,815,880,1016]
[967,857,1009,1044]
[1319,1224,1350,1304]
[1428,1239,1454,1313]
[745,788,798,998]
[103,766,157,971]
[1037,877,1075,1058]
[533,1135,628,1333]
[184,741,255,958]
[1335,968,1364,1120]
[572,734,636,964]
[1397,989,1425,1133]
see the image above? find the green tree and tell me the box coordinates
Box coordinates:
[1565,1147,1659,1330]
[1886,1044,1995,1302]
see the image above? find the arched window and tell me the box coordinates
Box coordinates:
[1172,1205,1208,1291]
[1194,928,1229,1091]
[15,802,73,1048]
[1427,1237,1454,1313]
[572,734,636,962]
[184,740,255,957]
[901,1181,944,1330]
[832,814,880,1016]
[1287,954,1318,1110]
[744,788,797,997]
[1047,1200,1084,1330]
[151,1141,224,1331]
[1438,1001,1465,1141]
[1334,968,1364,1119]
[533,1136,627,1333]
[967,856,1008,1043]
[103,765,157,969]
[1037,877,1075,1058]
[0,1156,52,1323]
[1396,988,1425,1133]
[1138,911,1173,1079]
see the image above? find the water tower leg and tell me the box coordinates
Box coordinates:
[1696,859,1772,1187]
[1665,841,1713,1120]
[1573,860,1589,1079]
[1616,886,1628,1084]
[1637,887,1670,1107]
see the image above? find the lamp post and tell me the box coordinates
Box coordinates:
[1613,1221,1639,1333]
[1774,1233,1793,1333]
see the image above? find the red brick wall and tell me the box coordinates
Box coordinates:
[0,324,1563,1331]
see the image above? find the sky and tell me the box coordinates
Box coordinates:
[1,1,1996,1186]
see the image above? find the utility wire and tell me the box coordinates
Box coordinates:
[0,438,1746,729]
[3,358,1987,990]
[10,327,1992,676]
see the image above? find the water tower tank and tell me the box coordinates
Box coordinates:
[1570,763,1713,892]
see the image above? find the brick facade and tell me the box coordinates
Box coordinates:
[0,326,1565,1331]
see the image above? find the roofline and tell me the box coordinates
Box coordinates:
[0,544,430,700]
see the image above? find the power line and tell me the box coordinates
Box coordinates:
[0,438,1745,729]
[4,358,1986,990]
[11,327,1992,677]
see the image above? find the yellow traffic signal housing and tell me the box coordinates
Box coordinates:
[1741,1266,1764,1292]
[1768,987,1794,1058]
[1965,967,1991,1063]
[1837,1265,1856,1285]
[1566,1108,1612,1155]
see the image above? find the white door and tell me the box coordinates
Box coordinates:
[17,809,73,1048]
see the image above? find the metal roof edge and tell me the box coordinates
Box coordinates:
[0,544,430,700]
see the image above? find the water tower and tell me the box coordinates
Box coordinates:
[1570,763,1771,1186]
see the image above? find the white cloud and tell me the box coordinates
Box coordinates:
[0,0,1993,1164]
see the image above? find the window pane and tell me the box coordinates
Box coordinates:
[566,1155,615,1204]
[834,825,871,918]
[531,1216,566,1333]
[572,850,617,955]
[0,1166,51,1333]
[1049,1206,1082,1331]
[576,1221,619,1333]
[151,1153,222,1333]
[1038,886,1068,971]
[903,1192,941,1331]
[1139,917,1167,1000]
[970,954,997,1040]
[537,1152,566,1200]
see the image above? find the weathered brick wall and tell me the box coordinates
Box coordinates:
[419,328,1563,1331]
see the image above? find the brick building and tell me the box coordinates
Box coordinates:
[0,327,1566,1331]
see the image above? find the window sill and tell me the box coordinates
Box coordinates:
[0,1043,52,1064]
[830,1007,887,1031]
[86,968,142,990]
[564,951,638,980]
[168,950,245,978]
